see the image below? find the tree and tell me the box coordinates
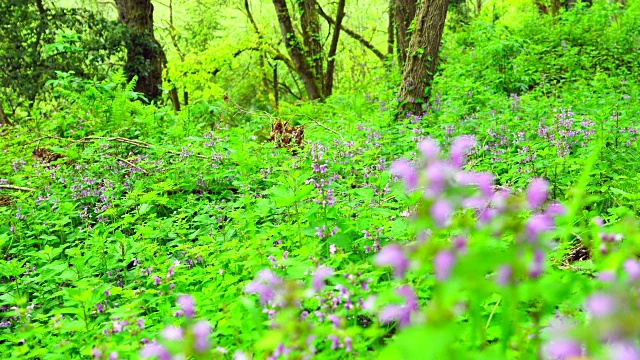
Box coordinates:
[0,102,9,126]
[0,0,125,120]
[269,0,355,100]
[395,0,418,66]
[397,0,450,117]
[115,0,166,101]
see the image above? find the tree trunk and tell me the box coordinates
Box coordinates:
[324,0,346,96]
[388,1,395,56]
[272,0,323,100]
[397,0,449,117]
[395,0,418,67]
[0,100,10,126]
[115,0,166,101]
[298,0,324,91]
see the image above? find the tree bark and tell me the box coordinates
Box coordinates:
[0,100,10,126]
[324,0,346,96]
[397,0,449,117]
[395,0,418,67]
[298,0,324,91]
[388,1,395,57]
[115,0,166,101]
[272,0,323,100]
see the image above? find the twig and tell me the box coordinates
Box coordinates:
[116,158,150,175]
[297,113,345,142]
[0,184,36,192]
[23,135,212,160]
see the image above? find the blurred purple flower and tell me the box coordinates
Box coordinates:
[450,136,476,168]
[161,325,184,341]
[543,339,583,360]
[525,214,554,243]
[528,250,545,278]
[608,341,640,360]
[390,159,417,192]
[585,293,616,318]
[140,343,171,360]
[526,178,549,209]
[191,320,211,353]
[430,198,453,227]
[496,264,512,286]
[374,244,408,278]
[378,286,417,327]
[623,259,640,281]
[312,266,334,292]
[434,250,455,281]
[176,295,195,318]
[244,269,282,305]
[417,137,440,163]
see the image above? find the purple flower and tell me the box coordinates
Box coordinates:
[374,244,408,278]
[456,171,494,197]
[526,178,549,209]
[433,250,455,281]
[585,293,616,318]
[191,320,211,353]
[161,325,184,341]
[430,198,453,227]
[608,341,640,360]
[624,259,640,281]
[327,335,340,350]
[390,159,417,192]
[329,244,337,256]
[137,318,145,330]
[140,343,171,360]
[244,269,282,305]
[344,337,353,352]
[109,352,118,360]
[378,286,417,327]
[528,250,545,278]
[524,214,554,243]
[92,348,102,359]
[450,136,476,168]
[327,314,339,328]
[417,137,440,163]
[425,161,449,197]
[153,276,161,286]
[176,295,195,318]
[312,267,334,292]
[543,339,583,359]
[496,264,512,286]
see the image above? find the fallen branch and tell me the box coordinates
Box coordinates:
[297,113,345,142]
[116,157,150,175]
[0,184,36,192]
[24,135,211,160]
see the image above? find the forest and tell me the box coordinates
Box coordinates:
[0,0,639,358]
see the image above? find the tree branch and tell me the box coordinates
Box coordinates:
[0,184,36,192]
[324,0,346,96]
[318,4,386,62]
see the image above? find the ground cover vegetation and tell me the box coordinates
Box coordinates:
[1,0,640,358]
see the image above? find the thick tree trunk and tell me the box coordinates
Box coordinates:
[272,0,322,100]
[115,0,166,101]
[298,0,324,91]
[395,0,418,67]
[0,101,10,126]
[324,0,346,96]
[397,0,449,117]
